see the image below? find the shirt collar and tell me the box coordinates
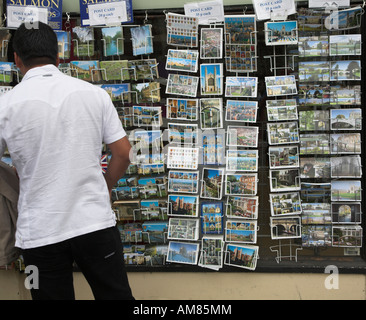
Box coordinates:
[22,64,60,81]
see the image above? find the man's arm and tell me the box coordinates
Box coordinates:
[104,136,132,194]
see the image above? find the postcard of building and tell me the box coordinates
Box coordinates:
[128,59,159,81]
[270,216,301,240]
[101,26,124,56]
[132,82,161,103]
[72,26,95,57]
[268,145,299,169]
[269,192,302,217]
[224,15,256,45]
[330,60,361,81]
[267,121,299,145]
[331,155,362,178]
[130,129,163,150]
[269,169,301,192]
[166,74,199,97]
[167,146,199,170]
[142,221,168,243]
[112,200,140,221]
[168,123,198,146]
[120,223,143,243]
[330,108,362,130]
[200,28,223,59]
[224,244,259,270]
[112,186,139,201]
[300,182,331,203]
[167,218,200,241]
[335,7,363,30]
[200,98,223,129]
[166,49,199,73]
[299,61,330,82]
[300,157,331,179]
[132,106,162,127]
[226,196,258,219]
[300,134,330,155]
[266,98,297,107]
[70,60,100,82]
[302,225,332,247]
[224,45,257,73]
[329,34,361,56]
[266,105,298,122]
[298,35,329,57]
[200,63,223,96]
[168,170,199,194]
[265,75,297,96]
[298,84,331,106]
[225,220,257,244]
[331,202,361,224]
[299,110,330,131]
[198,236,224,270]
[226,126,259,148]
[140,199,168,220]
[138,176,167,199]
[265,21,298,46]
[131,24,154,56]
[330,133,361,154]
[225,100,258,123]
[226,149,258,172]
[166,241,199,265]
[332,226,363,248]
[56,31,71,60]
[99,60,129,81]
[166,13,199,47]
[301,203,331,225]
[200,202,224,235]
[225,77,258,98]
[331,180,361,202]
[331,85,361,106]
[100,83,131,103]
[202,131,225,165]
[145,244,168,266]
[225,173,258,196]
[167,98,198,121]
[168,194,199,217]
[200,168,224,200]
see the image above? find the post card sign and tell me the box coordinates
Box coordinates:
[6,0,63,30]
[252,0,296,21]
[184,0,224,25]
[87,2,127,26]
[79,0,133,26]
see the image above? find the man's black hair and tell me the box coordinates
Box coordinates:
[12,22,58,67]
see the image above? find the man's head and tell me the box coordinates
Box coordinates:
[12,22,59,73]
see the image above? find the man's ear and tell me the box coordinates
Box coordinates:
[14,52,23,69]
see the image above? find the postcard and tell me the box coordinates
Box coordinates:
[226,196,258,219]
[299,61,330,82]
[265,75,297,96]
[226,126,259,148]
[270,169,300,192]
[330,133,361,154]
[201,202,224,235]
[298,36,329,57]
[331,156,362,178]
[331,85,361,106]
[130,129,163,150]
[226,149,258,172]
[167,98,198,121]
[130,24,153,56]
[70,60,100,82]
[200,168,224,200]
[334,7,363,30]
[302,225,332,247]
[56,31,71,60]
[168,123,198,146]
[99,60,129,81]
[202,130,225,165]
[166,49,199,73]
[101,26,124,56]
[331,180,361,202]
[224,44,257,73]
[100,84,131,102]
[270,216,301,239]
[167,241,199,265]
[225,77,258,98]
[300,182,331,203]
[302,203,331,225]
[330,60,361,81]
[225,173,258,196]
[299,110,329,131]
[225,220,257,244]
[224,15,256,45]
[128,59,159,81]
[300,157,331,179]
[224,244,259,270]
[269,192,302,216]
[167,146,199,170]
[144,244,168,266]
[331,202,361,224]
[138,176,167,199]
[267,121,299,145]
[200,28,223,59]
[0,30,11,62]
[140,199,168,221]
[265,21,298,46]
[166,13,199,47]
[166,74,199,97]
[225,100,258,123]
[199,237,224,270]
[131,82,160,103]
[120,223,143,243]
[268,145,299,169]
[329,34,361,56]
[168,170,199,194]
[142,221,168,243]
[200,63,223,96]
[132,106,162,127]
[330,108,361,130]
[112,200,140,221]
[167,218,199,241]
[300,134,330,155]
[72,26,95,57]
[332,226,362,248]
[266,105,298,122]
[298,84,331,106]
[168,194,199,217]
[200,98,223,129]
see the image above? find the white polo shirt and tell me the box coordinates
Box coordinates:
[0,65,126,249]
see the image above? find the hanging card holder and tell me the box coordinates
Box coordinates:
[269,239,303,263]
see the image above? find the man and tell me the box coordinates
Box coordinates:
[0,22,134,300]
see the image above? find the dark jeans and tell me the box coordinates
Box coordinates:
[22,226,134,300]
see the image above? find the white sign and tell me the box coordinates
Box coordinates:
[184,0,224,24]
[87,1,128,26]
[252,0,297,21]
[7,5,48,29]
[309,0,350,8]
